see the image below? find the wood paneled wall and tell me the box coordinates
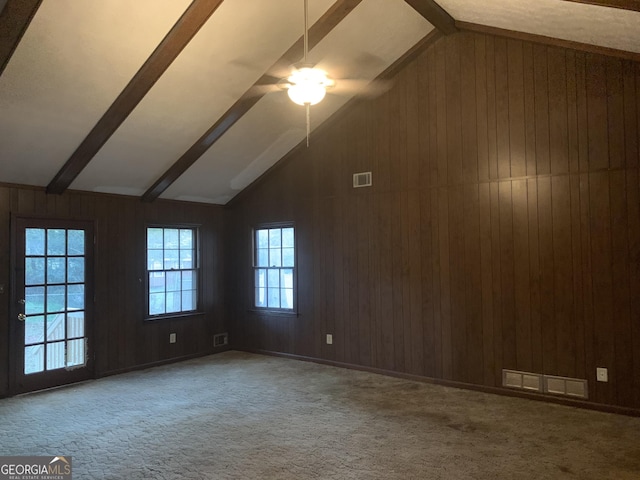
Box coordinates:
[0,187,226,396]
[228,31,640,410]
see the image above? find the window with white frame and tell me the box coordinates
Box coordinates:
[146,226,198,318]
[253,226,295,311]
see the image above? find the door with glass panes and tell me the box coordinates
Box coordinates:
[11,218,94,393]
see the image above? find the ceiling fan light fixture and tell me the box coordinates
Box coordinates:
[287,67,331,105]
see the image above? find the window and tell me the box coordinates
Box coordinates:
[253,226,295,311]
[146,226,198,318]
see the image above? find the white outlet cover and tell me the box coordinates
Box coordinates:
[596,367,608,382]
[326,334,333,345]
[169,333,176,344]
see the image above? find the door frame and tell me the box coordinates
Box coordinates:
[9,214,96,395]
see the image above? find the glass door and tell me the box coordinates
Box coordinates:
[12,218,94,394]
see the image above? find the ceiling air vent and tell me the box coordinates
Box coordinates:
[353,171,372,188]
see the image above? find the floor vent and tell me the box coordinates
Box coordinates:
[213,332,228,347]
[502,369,543,392]
[502,370,588,399]
[353,171,372,188]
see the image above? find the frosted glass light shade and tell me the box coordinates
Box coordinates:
[286,68,331,106]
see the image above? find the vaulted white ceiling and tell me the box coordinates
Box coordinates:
[0,0,638,204]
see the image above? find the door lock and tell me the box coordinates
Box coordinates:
[18,299,25,304]
[17,313,26,321]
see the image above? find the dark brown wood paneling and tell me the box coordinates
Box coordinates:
[551,175,575,378]
[534,44,551,175]
[507,40,526,178]
[226,31,640,412]
[511,179,531,372]
[548,48,570,174]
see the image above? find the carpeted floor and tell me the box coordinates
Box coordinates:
[1,351,639,479]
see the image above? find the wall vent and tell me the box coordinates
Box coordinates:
[543,375,588,399]
[213,332,228,347]
[502,369,543,392]
[502,369,588,399]
[353,171,372,188]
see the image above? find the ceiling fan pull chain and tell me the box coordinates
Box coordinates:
[306,103,311,147]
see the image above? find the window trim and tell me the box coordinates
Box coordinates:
[144,224,202,321]
[251,222,297,315]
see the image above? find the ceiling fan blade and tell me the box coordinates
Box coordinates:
[244,83,283,98]
[330,78,394,97]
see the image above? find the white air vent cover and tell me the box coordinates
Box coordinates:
[353,172,372,188]
[502,369,542,392]
[213,332,228,347]
[503,369,588,399]
[543,375,588,399]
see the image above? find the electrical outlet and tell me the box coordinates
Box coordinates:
[169,333,176,344]
[326,334,333,345]
[596,367,608,382]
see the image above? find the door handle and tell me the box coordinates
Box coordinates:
[18,299,25,305]
[17,313,26,321]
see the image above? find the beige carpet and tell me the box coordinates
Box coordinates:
[1,351,639,479]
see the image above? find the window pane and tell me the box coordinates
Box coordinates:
[164,249,179,270]
[166,271,180,292]
[256,269,266,288]
[67,257,84,283]
[182,271,195,290]
[282,248,294,267]
[181,290,196,311]
[26,229,45,256]
[24,345,44,374]
[166,292,181,313]
[47,229,66,255]
[47,286,65,313]
[269,248,281,267]
[47,313,65,341]
[47,257,66,284]
[67,312,84,338]
[267,269,280,288]
[180,229,193,249]
[282,228,294,247]
[149,272,165,293]
[25,286,45,315]
[47,341,65,370]
[25,258,45,285]
[269,229,281,247]
[164,229,179,249]
[67,339,85,367]
[267,288,280,308]
[256,248,268,267]
[148,249,164,270]
[147,228,164,249]
[281,288,293,309]
[257,229,269,248]
[25,315,45,345]
[255,288,266,307]
[67,230,85,255]
[281,269,294,289]
[68,284,84,310]
[180,249,194,269]
[149,293,165,315]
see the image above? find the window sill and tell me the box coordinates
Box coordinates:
[144,311,205,322]
[248,309,299,318]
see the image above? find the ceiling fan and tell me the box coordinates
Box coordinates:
[254,0,392,147]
